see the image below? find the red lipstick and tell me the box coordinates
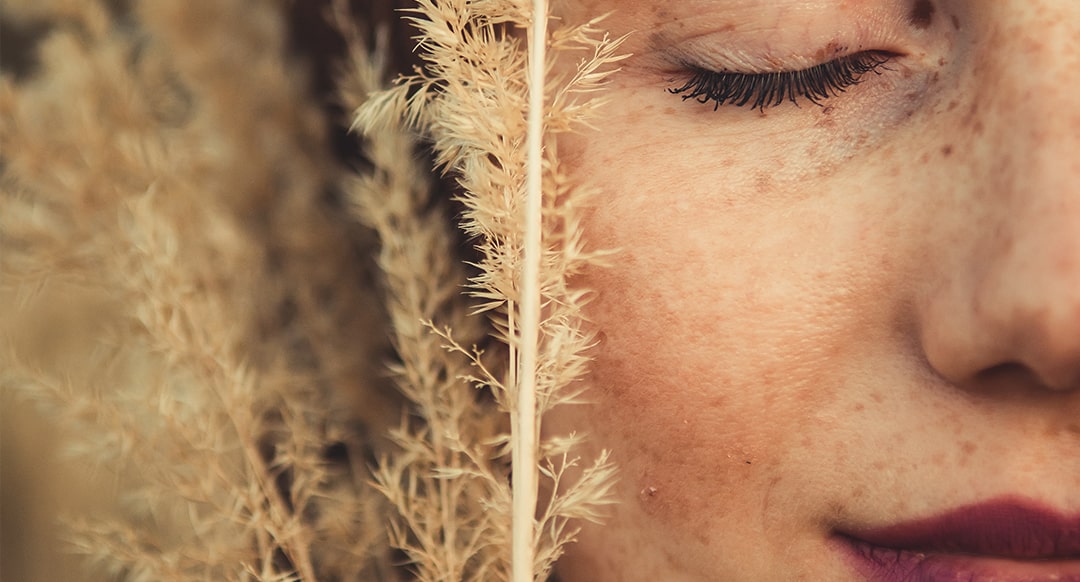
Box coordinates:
[836,497,1080,582]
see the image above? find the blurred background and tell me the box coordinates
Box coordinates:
[0,1,410,579]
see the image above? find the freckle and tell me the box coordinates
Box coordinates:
[951,14,961,30]
[663,107,676,116]
[961,101,984,134]
[909,0,936,29]
[941,144,953,157]
[961,441,977,455]
[705,392,727,409]
[871,392,884,403]
[754,172,772,193]
[947,99,959,111]
[816,41,845,60]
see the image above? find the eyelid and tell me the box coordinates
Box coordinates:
[648,5,914,75]
[668,51,896,111]
[663,39,885,77]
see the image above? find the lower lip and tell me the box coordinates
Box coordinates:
[836,536,1080,582]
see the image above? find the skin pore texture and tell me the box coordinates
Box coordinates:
[543,0,1080,580]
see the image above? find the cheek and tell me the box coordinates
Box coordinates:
[570,188,885,543]
[552,79,946,566]
[584,312,782,532]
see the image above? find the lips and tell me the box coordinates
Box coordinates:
[836,497,1080,582]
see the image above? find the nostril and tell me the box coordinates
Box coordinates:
[975,361,1080,394]
[972,362,1037,393]
[975,362,1028,382]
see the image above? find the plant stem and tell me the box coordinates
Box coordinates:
[513,0,547,581]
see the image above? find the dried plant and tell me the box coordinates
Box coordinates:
[1,1,395,580]
[338,10,506,580]
[2,0,626,579]
[354,1,627,580]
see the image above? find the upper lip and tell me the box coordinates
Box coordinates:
[842,496,1080,559]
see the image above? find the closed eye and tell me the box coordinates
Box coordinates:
[669,51,895,111]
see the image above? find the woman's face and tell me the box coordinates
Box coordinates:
[546,0,1080,580]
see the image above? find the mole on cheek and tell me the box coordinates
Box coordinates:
[908,0,936,29]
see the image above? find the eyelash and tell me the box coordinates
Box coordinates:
[668,51,894,111]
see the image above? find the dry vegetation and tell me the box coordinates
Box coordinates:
[1,0,623,579]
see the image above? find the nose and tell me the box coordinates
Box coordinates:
[917,3,1080,393]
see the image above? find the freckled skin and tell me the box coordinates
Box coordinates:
[544,1,1080,580]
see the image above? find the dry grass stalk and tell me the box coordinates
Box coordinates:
[355,1,627,580]
[1,1,393,580]
[515,1,550,579]
[338,8,506,580]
